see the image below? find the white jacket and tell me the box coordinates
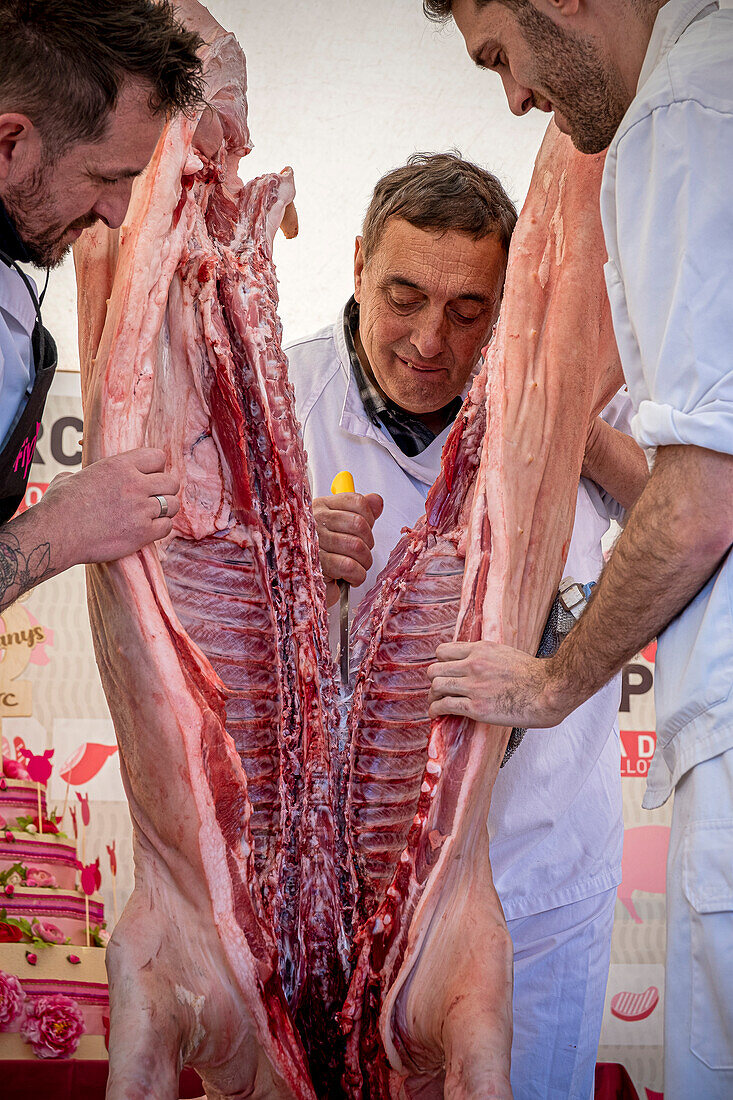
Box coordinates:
[287,308,455,609]
[600,0,733,808]
[288,304,630,918]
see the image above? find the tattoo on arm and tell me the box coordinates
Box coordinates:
[0,532,52,613]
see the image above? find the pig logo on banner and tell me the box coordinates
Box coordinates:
[618,825,670,923]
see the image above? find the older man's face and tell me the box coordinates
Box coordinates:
[354,218,506,416]
[451,0,628,155]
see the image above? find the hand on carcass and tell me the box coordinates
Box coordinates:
[313,490,384,605]
[37,447,180,570]
[427,639,576,730]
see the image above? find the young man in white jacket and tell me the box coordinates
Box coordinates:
[423,5,733,1097]
[287,152,649,1099]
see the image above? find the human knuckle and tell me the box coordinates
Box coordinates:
[346,511,366,535]
[345,533,367,557]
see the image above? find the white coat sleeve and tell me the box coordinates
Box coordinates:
[614,100,733,454]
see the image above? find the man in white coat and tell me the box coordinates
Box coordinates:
[287,152,649,1099]
[423,3,733,1099]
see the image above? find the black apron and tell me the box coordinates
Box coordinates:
[0,199,58,524]
[0,320,58,524]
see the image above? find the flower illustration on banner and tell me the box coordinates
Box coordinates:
[0,970,25,1028]
[25,867,57,889]
[0,864,24,888]
[30,920,65,945]
[2,758,29,781]
[21,994,86,1059]
[91,925,109,947]
[15,814,61,836]
[0,921,22,944]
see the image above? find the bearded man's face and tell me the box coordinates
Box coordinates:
[1,80,165,268]
[452,0,630,154]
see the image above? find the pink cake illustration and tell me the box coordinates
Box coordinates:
[0,749,110,1062]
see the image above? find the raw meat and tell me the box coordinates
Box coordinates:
[341,126,623,1097]
[346,368,486,919]
[74,2,623,1096]
[76,3,346,1095]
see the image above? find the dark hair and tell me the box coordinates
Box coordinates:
[0,0,205,154]
[361,151,516,262]
[424,0,474,21]
[424,0,651,23]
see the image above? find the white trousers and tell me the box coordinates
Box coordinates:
[665,744,733,1099]
[507,887,616,1100]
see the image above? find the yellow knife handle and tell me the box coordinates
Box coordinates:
[330,470,355,495]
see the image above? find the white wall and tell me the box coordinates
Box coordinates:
[40,0,548,370]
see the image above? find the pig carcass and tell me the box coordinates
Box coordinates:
[74,3,622,1097]
[76,5,346,1097]
[340,126,623,1097]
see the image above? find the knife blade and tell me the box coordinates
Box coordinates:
[330,470,355,687]
[338,578,350,686]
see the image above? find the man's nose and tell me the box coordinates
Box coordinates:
[92,180,136,230]
[411,309,445,359]
[501,71,534,117]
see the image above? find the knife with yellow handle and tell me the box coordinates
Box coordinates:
[330,470,355,687]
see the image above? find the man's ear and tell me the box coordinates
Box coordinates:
[0,113,39,182]
[354,235,365,303]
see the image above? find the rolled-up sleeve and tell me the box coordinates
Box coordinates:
[614,99,733,454]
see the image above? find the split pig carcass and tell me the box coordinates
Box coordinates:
[74,4,622,1098]
[76,5,344,1098]
[341,126,623,1097]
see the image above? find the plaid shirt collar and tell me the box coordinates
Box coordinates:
[343,296,462,458]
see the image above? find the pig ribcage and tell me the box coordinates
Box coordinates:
[164,534,283,877]
[347,539,464,913]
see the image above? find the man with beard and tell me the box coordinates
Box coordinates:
[0,0,205,613]
[424,3,733,1098]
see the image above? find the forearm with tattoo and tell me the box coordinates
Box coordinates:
[0,529,52,612]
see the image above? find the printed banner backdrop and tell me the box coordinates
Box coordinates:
[2,372,668,1094]
[0,372,134,937]
[599,640,669,1098]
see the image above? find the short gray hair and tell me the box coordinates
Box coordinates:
[361,151,516,262]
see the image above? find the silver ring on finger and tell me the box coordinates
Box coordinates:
[153,494,169,519]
